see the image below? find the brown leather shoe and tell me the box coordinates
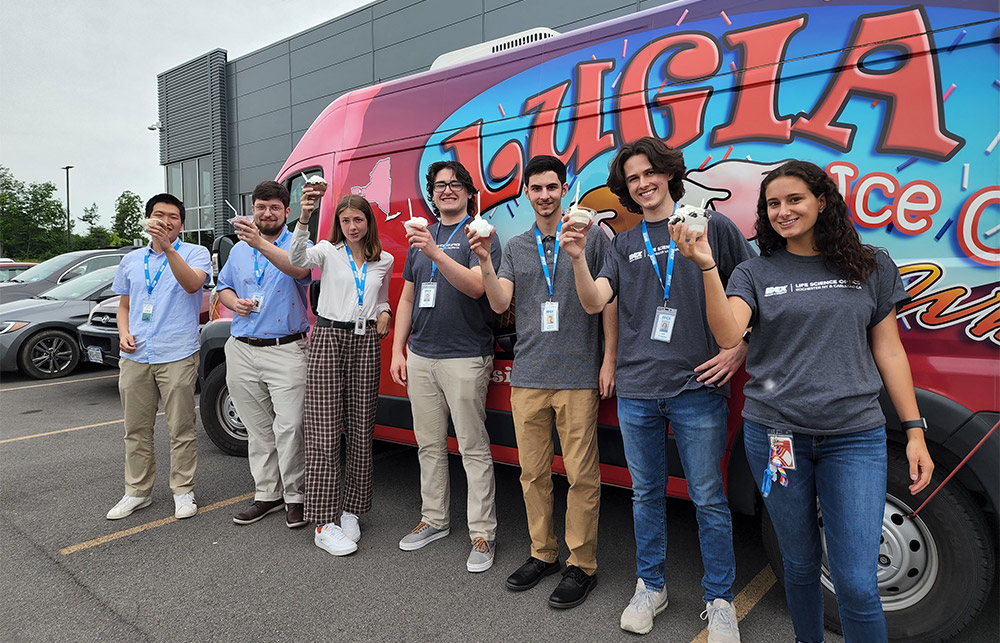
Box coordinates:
[285,503,308,529]
[232,499,284,525]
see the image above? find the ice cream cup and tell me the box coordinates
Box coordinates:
[468,215,494,237]
[403,217,429,234]
[305,176,327,195]
[565,205,595,229]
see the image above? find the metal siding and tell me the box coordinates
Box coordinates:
[374,15,481,81]
[290,7,374,53]
[290,25,374,77]
[238,135,293,171]
[234,54,291,96]
[233,41,290,73]
[373,0,481,49]
[236,81,292,121]
[238,108,293,146]
[291,53,373,105]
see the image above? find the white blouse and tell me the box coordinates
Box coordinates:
[290,225,393,322]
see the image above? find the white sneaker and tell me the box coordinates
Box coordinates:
[173,492,197,519]
[340,512,361,543]
[315,523,358,556]
[106,494,152,520]
[620,578,669,634]
[703,598,741,643]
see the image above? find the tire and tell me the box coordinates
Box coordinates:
[18,329,80,379]
[762,446,996,642]
[200,363,249,457]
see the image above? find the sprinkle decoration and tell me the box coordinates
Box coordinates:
[746,155,753,161]
[961,163,969,191]
[721,10,732,26]
[730,61,737,72]
[985,223,1000,238]
[935,217,954,241]
[886,222,895,234]
[611,71,622,89]
[871,98,879,108]
[657,77,670,94]
[498,103,505,117]
[900,316,911,331]
[676,9,689,27]
[622,39,628,58]
[942,83,956,101]
[591,54,596,60]
[505,203,515,219]
[986,131,1000,155]
[699,155,712,169]
[513,197,520,207]
[896,157,918,172]
[994,79,1000,90]
[723,146,734,160]
[947,30,966,53]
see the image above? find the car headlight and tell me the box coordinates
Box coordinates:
[0,321,28,334]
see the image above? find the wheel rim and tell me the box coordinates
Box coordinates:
[819,493,939,611]
[30,336,75,374]
[216,387,248,441]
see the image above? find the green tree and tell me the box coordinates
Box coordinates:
[74,202,114,250]
[113,190,146,243]
[0,165,69,260]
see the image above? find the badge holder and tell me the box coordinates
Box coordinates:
[354,315,367,336]
[419,281,438,308]
[141,302,154,322]
[651,305,677,342]
[541,300,559,332]
[251,292,264,313]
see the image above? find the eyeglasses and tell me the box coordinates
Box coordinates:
[432,181,466,193]
[252,204,286,214]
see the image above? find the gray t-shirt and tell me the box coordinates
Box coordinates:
[726,248,909,435]
[498,224,610,389]
[597,212,756,400]
[402,219,502,359]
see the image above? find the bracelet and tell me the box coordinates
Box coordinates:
[701,263,717,272]
[297,218,310,227]
[901,418,928,431]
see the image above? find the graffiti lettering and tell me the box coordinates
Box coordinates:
[958,187,1000,267]
[900,262,1000,343]
[826,161,942,236]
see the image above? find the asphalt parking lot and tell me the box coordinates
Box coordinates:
[1,366,997,642]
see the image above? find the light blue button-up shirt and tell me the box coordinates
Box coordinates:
[112,241,211,364]
[216,231,312,338]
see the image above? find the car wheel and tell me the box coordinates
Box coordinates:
[18,329,80,379]
[200,363,248,457]
[762,446,995,642]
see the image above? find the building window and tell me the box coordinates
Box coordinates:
[164,154,214,250]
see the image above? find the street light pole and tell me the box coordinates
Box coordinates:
[61,165,74,251]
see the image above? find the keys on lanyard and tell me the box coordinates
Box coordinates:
[535,221,561,332]
[344,244,368,335]
[419,217,469,308]
[142,239,181,321]
[642,215,678,342]
[761,444,790,497]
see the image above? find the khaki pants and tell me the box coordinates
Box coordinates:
[510,386,601,574]
[407,351,496,541]
[225,337,306,504]
[118,353,199,496]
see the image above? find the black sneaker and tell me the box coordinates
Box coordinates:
[232,499,285,525]
[505,557,561,591]
[548,565,597,609]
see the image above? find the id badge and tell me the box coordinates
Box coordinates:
[354,315,367,336]
[541,301,559,332]
[251,291,264,313]
[418,281,438,308]
[650,306,677,342]
[141,302,154,322]
[768,431,796,470]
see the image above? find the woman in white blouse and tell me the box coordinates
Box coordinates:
[291,190,394,557]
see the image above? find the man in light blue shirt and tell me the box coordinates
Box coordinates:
[216,180,312,529]
[106,193,211,521]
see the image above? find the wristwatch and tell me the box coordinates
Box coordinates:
[900,418,928,431]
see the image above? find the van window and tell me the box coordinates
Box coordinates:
[287,169,323,241]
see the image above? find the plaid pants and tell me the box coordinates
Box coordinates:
[302,326,380,524]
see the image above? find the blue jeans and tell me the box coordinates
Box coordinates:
[744,420,887,643]
[618,388,735,601]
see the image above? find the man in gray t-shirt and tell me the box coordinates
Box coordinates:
[468,156,616,609]
[563,138,754,640]
[390,160,501,574]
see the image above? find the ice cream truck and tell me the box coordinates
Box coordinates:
[198,0,999,639]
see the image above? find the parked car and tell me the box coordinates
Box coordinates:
[0,262,36,282]
[78,288,213,368]
[0,247,138,303]
[0,266,119,379]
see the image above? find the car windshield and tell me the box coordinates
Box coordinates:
[40,266,118,300]
[7,254,78,283]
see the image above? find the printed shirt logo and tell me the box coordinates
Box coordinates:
[765,285,789,297]
[628,251,645,263]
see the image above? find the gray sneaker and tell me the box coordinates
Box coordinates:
[703,598,741,643]
[399,521,450,551]
[466,537,495,572]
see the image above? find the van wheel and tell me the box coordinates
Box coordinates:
[762,447,995,642]
[19,329,80,379]
[200,364,248,457]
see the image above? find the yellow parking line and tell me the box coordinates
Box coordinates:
[0,373,119,392]
[60,492,255,555]
[0,413,162,444]
[689,565,777,642]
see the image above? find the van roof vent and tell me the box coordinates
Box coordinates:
[430,27,559,71]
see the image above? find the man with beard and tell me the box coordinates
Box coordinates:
[217,180,313,529]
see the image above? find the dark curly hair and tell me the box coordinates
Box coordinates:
[425,160,479,216]
[756,160,876,283]
[606,137,686,214]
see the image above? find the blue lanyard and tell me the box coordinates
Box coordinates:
[253,229,289,286]
[534,221,561,299]
[429,216,469,280]
[344,244,367,308]
[144,239,181,295]
[641,219,676,304]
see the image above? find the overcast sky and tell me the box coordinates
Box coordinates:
[0,0,373,227]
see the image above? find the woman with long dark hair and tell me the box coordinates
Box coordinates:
[672,160,933,642]
[290,192,394,557]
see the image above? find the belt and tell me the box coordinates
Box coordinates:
[316,316,375,330]
[234,332,306,347]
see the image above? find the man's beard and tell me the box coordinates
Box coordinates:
[257,219,286,236]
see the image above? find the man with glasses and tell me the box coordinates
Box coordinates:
[216,181,312,529]
[391,160,501,572]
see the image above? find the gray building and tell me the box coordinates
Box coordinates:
[156,0,676,248]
